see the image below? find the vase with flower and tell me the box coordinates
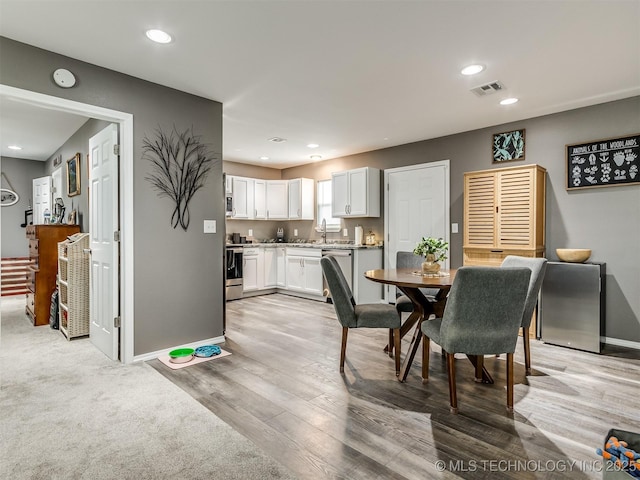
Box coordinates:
[413,237,448,274]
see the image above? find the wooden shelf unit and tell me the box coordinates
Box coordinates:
[25,225,80,326]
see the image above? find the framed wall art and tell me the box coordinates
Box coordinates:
[493,129,526,163]
[566,133,639,190]
[67,153,81,197]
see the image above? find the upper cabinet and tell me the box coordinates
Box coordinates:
[463,164,546,266]
[265,180,289,220]
[288,178,314,220]
[332,167,380,217]
[254,179,267,219]
[230,176,254,219]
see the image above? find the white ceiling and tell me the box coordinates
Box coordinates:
[0,1,639,169]
[0,97,89,161]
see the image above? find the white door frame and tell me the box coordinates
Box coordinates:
[1,84,135,364]
[383,160,451,302]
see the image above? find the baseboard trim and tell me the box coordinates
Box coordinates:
[603,337,640,350]
[133,335,226,363]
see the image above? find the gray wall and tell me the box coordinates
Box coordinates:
[278,97,640,343]
[1,37,225,356]
[43,118,112,233]
[0,156,45,257]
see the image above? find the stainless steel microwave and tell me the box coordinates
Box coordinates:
[225,196,232,216]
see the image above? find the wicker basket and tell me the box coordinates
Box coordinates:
[57,234,90,339]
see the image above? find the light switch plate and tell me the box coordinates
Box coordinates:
[451,223,459,234]
[248,229,253,237]
[343,229,348,237]
[204,220,216,233]
[294,229,298,236]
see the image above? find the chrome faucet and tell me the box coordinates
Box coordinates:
[321,218,327,243]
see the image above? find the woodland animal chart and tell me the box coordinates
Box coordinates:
[566,134,639,190]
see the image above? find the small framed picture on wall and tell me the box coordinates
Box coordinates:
[67,153,81,197]
[493,129,526,163]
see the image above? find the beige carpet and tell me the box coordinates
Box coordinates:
[0,296,296,480]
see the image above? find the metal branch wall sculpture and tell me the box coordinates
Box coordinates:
[143,126,217,231]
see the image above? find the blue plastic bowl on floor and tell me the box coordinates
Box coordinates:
[194,345,221,358]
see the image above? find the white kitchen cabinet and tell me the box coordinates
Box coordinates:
[231,176,254,219]
[266,180,288,219]
[254,179,266,219]
[243,247,262,291]
[263,247,277,288]
[276,247,286,287]
[331,167,380,217]
[288,178,315,220]
[285,248,323,296]
[225,174,233,194]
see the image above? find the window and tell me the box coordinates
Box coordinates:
[316,179,341,232]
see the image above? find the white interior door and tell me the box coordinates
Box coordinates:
[89,124,119,360]
[51,168,63,202]
[32,175,51,224]
[384,161,450,301]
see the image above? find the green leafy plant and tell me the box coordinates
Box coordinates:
[413,237,448,262]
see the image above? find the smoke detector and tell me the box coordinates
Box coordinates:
[470,80,505,97]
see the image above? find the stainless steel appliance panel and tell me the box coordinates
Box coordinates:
[226,247,243,301]
[540,262,605,353]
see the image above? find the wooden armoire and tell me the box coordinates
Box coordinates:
[463,163,546,266]
[463,164,546,337]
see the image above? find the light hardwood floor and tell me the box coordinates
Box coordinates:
[150,293,640,480]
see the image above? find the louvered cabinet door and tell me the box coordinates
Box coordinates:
[464,172,496,247]
[496,168,535,248]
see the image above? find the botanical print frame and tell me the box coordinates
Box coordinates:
[67,153,81,197]
[493,129,526,163]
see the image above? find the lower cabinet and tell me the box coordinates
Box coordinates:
[264,248,277,288]
[243,247,261,292]
[276,247,286,287]
[285,248,323,297]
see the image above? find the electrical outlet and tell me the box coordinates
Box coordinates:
[294,229,298,236]
[203,220,216,234]
[343,228,348,237]
[248,229,253,237]
[451,223,459,234]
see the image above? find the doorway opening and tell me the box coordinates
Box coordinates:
[0,84,134,364]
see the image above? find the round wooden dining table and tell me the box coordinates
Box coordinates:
[364,268,493,384]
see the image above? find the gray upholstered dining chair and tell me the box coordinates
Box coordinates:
[395,251,439,316]
[321,256,402,375]
[421,266,531,414]
[500,255,548,375]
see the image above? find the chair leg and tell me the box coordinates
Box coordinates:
[340,327,348,372]
[522,327,531,375]
[506,352,514,413]
[388,329,394,357]
[474,355,484,383]
[446,352,458,414]
[393,328,401,376]
[421,334,430,383]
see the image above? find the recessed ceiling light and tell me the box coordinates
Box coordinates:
[8,145,22,150]
[307,143,319,149]
[268,137,287,143]
[500,97,519,105]
[461,64,484,76]
[260,156,269,161]
[310,155,322,160]
[145,29,172,44]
